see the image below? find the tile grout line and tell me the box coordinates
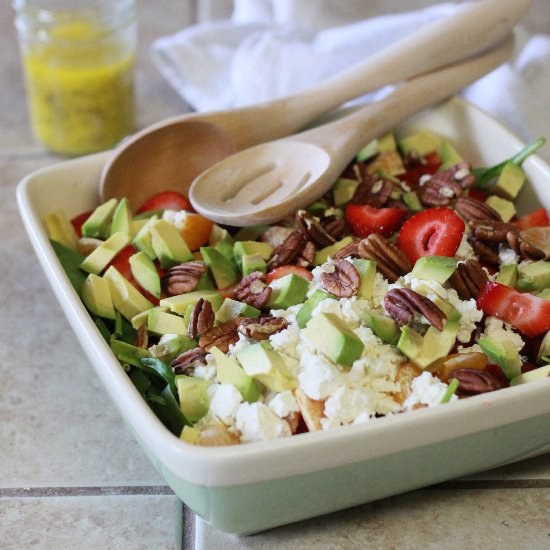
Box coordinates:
[0,486,175,497]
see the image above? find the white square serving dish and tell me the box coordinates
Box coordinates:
[16,97,550,534]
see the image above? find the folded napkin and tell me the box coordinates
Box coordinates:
[151,0,550,159]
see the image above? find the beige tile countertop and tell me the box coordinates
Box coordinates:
[1,1,549,549]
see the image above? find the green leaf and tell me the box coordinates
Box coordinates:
[50,239,87,294]
[148,385,189,435]
[140,357,177,396]
[472,137,546,191]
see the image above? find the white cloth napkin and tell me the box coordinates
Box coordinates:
[151,0,550,158]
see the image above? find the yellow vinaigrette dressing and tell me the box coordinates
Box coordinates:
[22,19,135,156]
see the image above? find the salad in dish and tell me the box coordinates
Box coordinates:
[43,129,550,446]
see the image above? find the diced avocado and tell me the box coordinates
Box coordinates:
[151,219,194,268]
[314,236,354,265]
[363,311,400,345]
[399,129,441,156]
[352,259,376,299]
[81,273,116,320]
[215,298,261,323]
[356,138,379,162]
[43,210,79,251]
[402,191,423,213]
[438,139,463,170]
[180,425,201,444]
[236,343,297,392]
[132,218,148,235]
[211,346,261,403]
[411,256,457,284]
[296,289,334,329]
[478,337,522,380]
[397,311,461,369]
[81,198,118,239]
[209,224,233,246]
[233,241,273,268]
[267,273,310,309]
[493,162,526,201]
[537,330,550,364]
[233,224,270,241]
[201,246,239,289]
[378,132,397,152]
[160,290,223,315]
[214,238,235,264]
[306,199,330,216]
[241,253,267,277]
[148,308,187,337]
[110,339,150,368]
[517,260,550,292]
[303,312,364,367]
[80,232,131,275]
[510,365,550,386]
[538,288,550,300]
[104,266,154,321]
[110,198,133,237]
[129,251,161,298]
[149,333,196,363]
[365,150,405,176]
[194,270,215,291]
[332,178,360,207]
[485,195,516,223]
[175,375,209,422]
[496,263,518,288]
[132,215,159,260]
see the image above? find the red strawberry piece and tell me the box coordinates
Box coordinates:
[513,208,549,230]
[467,189,489,203]
[477,281,550,337]
[71,210,93,238]
[107,245,160,305]
[266,265,313,285]
[400,151,441,188]
[345,204,406,239]
[136,191,192,214]
[397,207,465,265]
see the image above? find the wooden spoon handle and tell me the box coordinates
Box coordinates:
[256,0,529,137]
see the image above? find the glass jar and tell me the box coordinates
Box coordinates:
[13,0,137,156]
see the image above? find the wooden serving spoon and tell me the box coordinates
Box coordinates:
[189,38,514,226]
[100,0,531,210]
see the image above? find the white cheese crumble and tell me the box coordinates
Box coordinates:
[498,245,519,266]
[268,390,299,418]
[209,384,242,425]
[455,234,478,261]
[297,348,343,400]
[161,209,187,229]
[235,402,291,442]
[403,371,457,410]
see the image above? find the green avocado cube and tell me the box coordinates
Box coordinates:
[332,178,360,206]
[496,263,518,288]
[363,311,400,345]
[110,339,150,368]
[438,139,464,170]
[233,241,273,269]
[493,162,526,201]
[80,232,131,275]
[129,251,161,298]
[82,198,118,239]
[478,337,522,380]
[538,289,550,301]
[485,195,516,223]
[110,197,133,238]
[267,273,310,309]
[209,224,233,246]
[148,308,187,337]
[303,312,364,367]
[148,333,196,363]
[353,259,376,299]
[43,210,79,251]
[151,219,194,268]
[399,129,441,156]
[81,273,116,320]
[241,253,267,277]
[314,236,354,265]
[411,256,457,284]
[200,246,239,290]
[211,346,261,403]
[402,191,423,213]
[215,298,261,323]
[296,289,334,328]
[176,375,209,422]
[132,215,159,260]
[517,260,550,292]
[160,290,223,315]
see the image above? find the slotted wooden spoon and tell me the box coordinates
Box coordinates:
[189,38,514,226]
[100,0,530,210]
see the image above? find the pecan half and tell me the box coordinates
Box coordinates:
[234,271,272,309]
[320,259,360,298]
[163,261,207,296]
[452,367,504,395]
[448,259,489,300]
[238,316,289,340]
[350,173,393,208]
[295,210,335,247]
[188,298,215,339]
[384,288,446,331]
[135,323,149,350]
[358,234,411,282]
[506,230,546,261]
[171,347,208,374]
[417,163,473,206]
[455,196,502,222]
[333,239,360,260]
[268,231,305,269]
[320,215,346,240]
[199,318,243,353]
[295,240,316,268]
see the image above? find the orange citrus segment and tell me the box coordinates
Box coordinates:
[180,213,214,251]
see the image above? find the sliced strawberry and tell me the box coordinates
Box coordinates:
[266,265,313,285]
[467,189,489,203]
[71,210,93,238]
[513,208,549,230]
[345,204,406,239]
[397,207,465,265]
[107,245,160,305]
[136,191,192,214]
[477,282,550,337]
[400,151,441,188]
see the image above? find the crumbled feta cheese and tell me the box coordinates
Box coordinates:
[269,324,301,359]
[235,402,291,442]
[268,390,299,418]
[209,384,242,425]
[270,304,301,325]
[455,234,478,261]
[298,348,343,400]
[446,288,484,343]
[403,371,457,409]
[161,209,187,229]
[499,245,519,266]
[481,315,525,352]
[228,332,252,355]
[323,385,371,426]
